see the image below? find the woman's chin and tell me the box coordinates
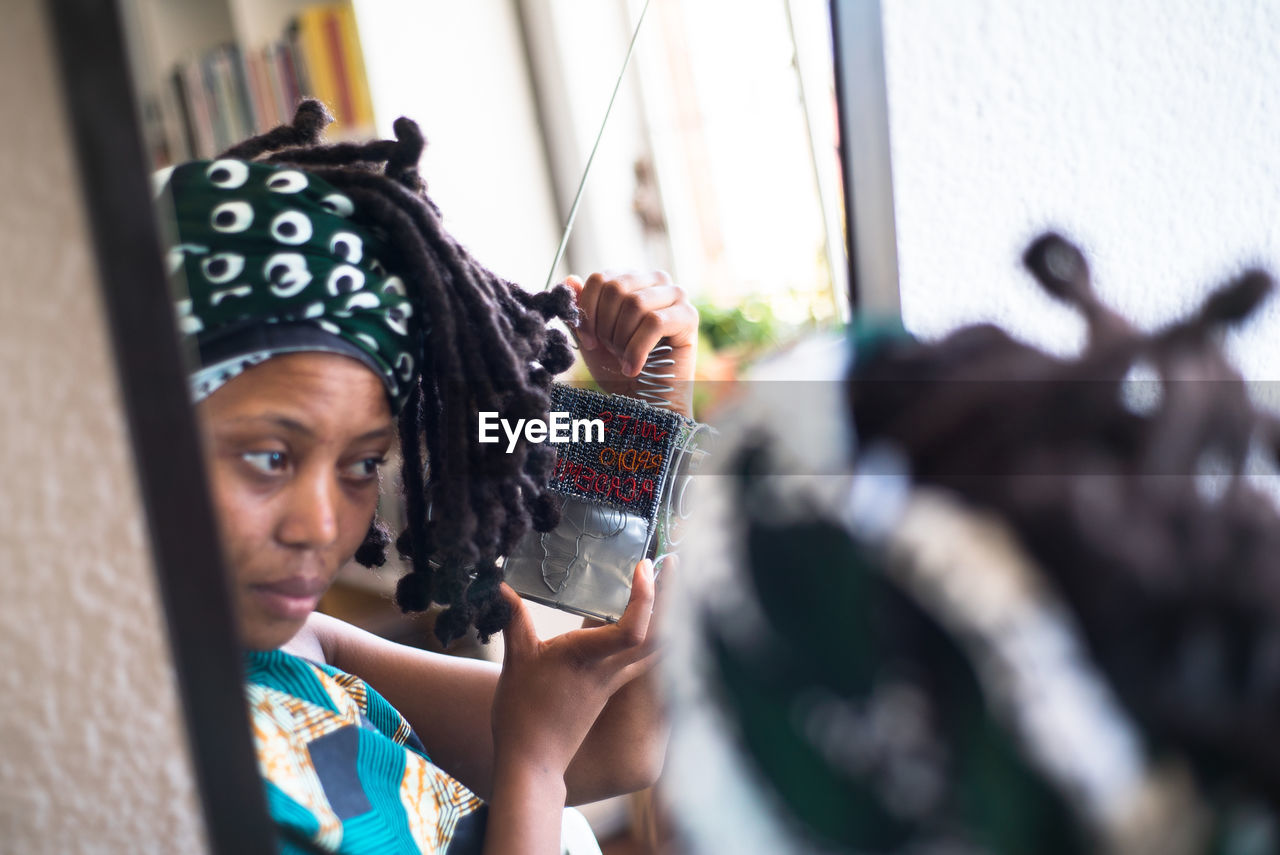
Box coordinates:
[236,610,312,652]
[234,584,326,650]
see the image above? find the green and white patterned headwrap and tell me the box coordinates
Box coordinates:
[155,158,421,414]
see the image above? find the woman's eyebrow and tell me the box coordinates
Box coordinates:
[354,425,396,443]
[221,414,314,436]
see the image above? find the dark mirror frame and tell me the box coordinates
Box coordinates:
[42,0,898,851]
[44,0,274,851]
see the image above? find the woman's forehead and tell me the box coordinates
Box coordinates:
[201,351,393,431]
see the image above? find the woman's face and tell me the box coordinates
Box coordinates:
[197,352,395,651]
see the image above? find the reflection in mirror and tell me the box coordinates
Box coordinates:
[120,1,852,851]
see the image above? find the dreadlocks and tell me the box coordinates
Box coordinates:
[221,100,574,645]
[851,232,1280,809]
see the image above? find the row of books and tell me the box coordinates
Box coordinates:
[150,2,374,165]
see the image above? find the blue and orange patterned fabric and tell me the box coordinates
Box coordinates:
[244,649,486,854]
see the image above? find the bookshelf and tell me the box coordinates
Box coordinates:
[123,0,565,335]
[127,0,375,166]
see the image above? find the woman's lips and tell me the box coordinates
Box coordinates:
[251,577,327,621]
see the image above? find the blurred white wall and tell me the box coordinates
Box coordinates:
[354,0,564,288]
[883,0,1280,384]
[0,2,206,851]
[637,0,843,317]
[356,0,844,318]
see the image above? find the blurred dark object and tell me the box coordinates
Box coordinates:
[666,234,1280,855]
[851,233,1280,831]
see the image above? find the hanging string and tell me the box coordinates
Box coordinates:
[543,0,652,291]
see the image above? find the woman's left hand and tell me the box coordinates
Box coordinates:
[566,271,698,417]
[490,560,659,784]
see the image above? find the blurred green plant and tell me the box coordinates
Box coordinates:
[697,296,783,353]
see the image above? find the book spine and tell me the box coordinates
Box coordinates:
[294,8,339,124]
[263,43,291,125]
[337,2,375,128]
[184,59,216,158]
[201,52,229,153]
[169,67,197,161]
[243,50,270,132]
[322,7,355,125]
[283,21,310,115]
[138,95,173,167]
[227,43,258,138]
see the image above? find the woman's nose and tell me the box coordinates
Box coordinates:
[275,468,340,549]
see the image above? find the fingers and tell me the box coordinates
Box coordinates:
[571,271,693,375]
[498,584,538,660]
[590,278,674,363]
[598,556,674,691]
[620,301,699,377]
[646,554,676,646]
[563,558,656,662]
[615,558,657,646]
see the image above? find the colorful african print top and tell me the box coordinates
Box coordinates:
[245,649,486,854]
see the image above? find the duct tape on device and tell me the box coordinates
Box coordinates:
[505,384,712,621]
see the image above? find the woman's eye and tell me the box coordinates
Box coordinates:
[242,451,288,474]
[343,457,385,480]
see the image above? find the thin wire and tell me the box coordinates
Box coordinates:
[543,0,652,291]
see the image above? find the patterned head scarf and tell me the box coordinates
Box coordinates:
[155,158,421,414]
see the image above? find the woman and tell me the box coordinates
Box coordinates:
[158,101,697,853]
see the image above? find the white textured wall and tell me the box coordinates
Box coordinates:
[882,1,1280,381]
[0,1,207,852]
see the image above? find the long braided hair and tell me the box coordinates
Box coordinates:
[223,101,575,644]
[851,232,1280,809]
